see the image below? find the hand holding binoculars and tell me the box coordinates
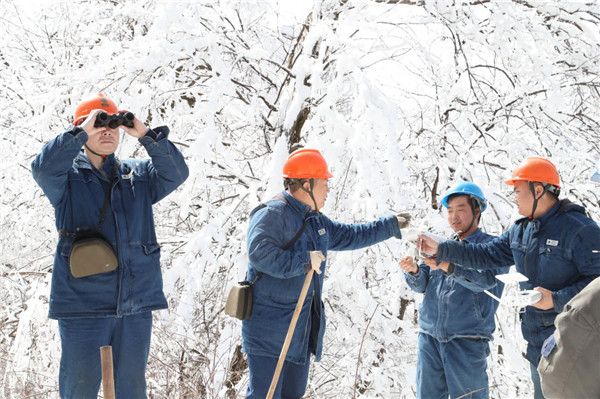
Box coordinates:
[94,111,135,129]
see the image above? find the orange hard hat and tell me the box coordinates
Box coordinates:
[282,149,333,179]
[505,156,560,188]
[73,93,118,126]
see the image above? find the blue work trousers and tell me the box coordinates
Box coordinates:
[417,333,490,399]
[246,352,311,399]
[58,311,152,399]
[530,362,546,399]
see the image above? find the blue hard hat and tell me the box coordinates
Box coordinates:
[441,181,487,212]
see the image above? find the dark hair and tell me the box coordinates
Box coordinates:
[532,182,560,199]
[285,178,309,193]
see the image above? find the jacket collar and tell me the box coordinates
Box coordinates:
[536,199,562,224]
[74,152,119,181]
[462,227,483,243]
[282,190,313,215]
[516,199,563,231]
[515,198,573,227]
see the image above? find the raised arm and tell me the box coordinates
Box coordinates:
[402,259,431,294]
[31,127,88,207]
[138,127,189,204]
[436,229,515,270]
[325,214,401,251]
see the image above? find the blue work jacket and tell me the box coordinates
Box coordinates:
[31,126,188,319]
[405,229,508,342]
[242,191,402,364]
[437,200,600,364]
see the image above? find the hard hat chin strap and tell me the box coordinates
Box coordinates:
[84,144,112,165]
[528,181,548,219]
[293,178,320,213]
[457,196,480,240]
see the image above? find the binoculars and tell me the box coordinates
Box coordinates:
[94,111,135,129]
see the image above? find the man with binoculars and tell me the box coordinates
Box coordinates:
[71,94,142,169]
[31,93,189,398]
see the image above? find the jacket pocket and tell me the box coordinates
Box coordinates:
[538,245,574,289]
[142,243,161,255]
[129,243,161,280]
[538,245,571,260]
[540,310,557,327]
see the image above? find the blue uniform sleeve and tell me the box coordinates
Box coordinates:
[552,224,600,312]
[247,207,311,279]
[31,127,88,207]
[404,263,430,293]
[438,229,514,270]
[139,126,189,204]
[324,214,401,251]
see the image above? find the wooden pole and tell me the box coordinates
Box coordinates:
[100,345,116,399]
[266,269,314,399]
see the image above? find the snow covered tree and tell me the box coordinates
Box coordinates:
[1,0,598,397]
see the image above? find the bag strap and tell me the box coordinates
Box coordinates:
[251,219,308,285]
[282,218,309,250]
[249,194,309,285]
[59,161,119,238]
[96,161,119,230]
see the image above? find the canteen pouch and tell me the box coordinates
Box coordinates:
[225,196,308,320]
[69,232,118,278]
[225,281,253,320]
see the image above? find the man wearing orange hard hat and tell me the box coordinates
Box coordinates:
[241,148,411,398]
[418,156,600,399]
[32,93,189,398]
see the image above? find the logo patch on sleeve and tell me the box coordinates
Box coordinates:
[546,239,559,246]
[318,228,326,236]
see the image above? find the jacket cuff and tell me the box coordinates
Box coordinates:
[404,268,420,279]
[60,128,88,148]
[143,126,168,142]
[552,291,563,312]
[437,241,450,265]
[445,263,456,276]
[299,251,311,276]
[66,125,84,136]
[386,214,402,239]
